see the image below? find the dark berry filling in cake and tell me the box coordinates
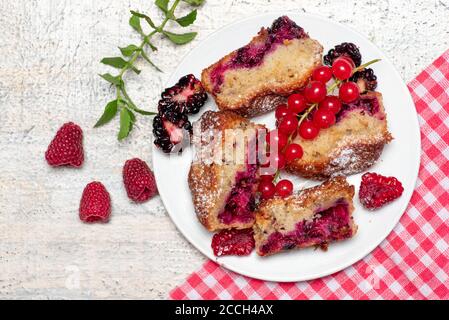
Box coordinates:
[209,16,307,92]
[259,200,352,255]
[218,165,258,225]
[336,94,384,122]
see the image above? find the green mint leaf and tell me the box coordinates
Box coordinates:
[155,0,169,13]
[129,63,141,74]
[141,51,163,72]
[183,0,205,6]
[126,108,136,131]
[130,10,146,18]
[145,39,158,51]
[106,58,139,74]
[118,107,132,140]
[121,90,156,115]
[117,98,126,108]
[163,31,197,45]
[176,10,197,27]
[99,73,122,86]
[129,14,142,33]
[130,10,156,28]
[101,57,128,69]
[127,108,136,122]
[94,100,118,127]
[144,16,156,28]
[119,44,140,57]
[133,108,157,116]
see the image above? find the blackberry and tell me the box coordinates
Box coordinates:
[158,74,207,115]
[152,112,192,154]
[323,42,362,67]
[153,74,206,153]
[350,68,378,92]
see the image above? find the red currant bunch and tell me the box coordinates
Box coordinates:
[265,46,380,199]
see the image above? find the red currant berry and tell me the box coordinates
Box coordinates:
[258,181,276,200]
[260,174,275,182]
[299,120,319,140]
[319,96,342,114]
[313,109,336,129]
[312,66,333,83]
[339,56,356,68]
[339,82,360,103]
[284,143,303,162]
[275,104,291,120]
[259,165,276,176]
[332,57,354,80]
[262,152,286,171]
[275,180,293,197]
[273,152,286,170]
[304,81,327,103]
[278,114,298,135]
[287,93,308,114]
[266,130,288,151]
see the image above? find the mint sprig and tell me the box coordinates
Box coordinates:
[96,0,205,140]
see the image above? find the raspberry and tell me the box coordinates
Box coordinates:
[123,158,158,203]
[158,74,207,115]
[359,173,404,210]
[45,122,84,167]
[211,228,255,257]
[79,181,111,223]
[324,42,362,67]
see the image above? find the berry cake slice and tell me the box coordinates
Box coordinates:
[201,16,323,117]
[287,91,393,180]
[188,111,266,232]
[254,176,357,256]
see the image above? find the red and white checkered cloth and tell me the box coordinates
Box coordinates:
[170,50,449,300]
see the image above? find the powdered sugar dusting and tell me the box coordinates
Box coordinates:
[325,141,384,178]
[288,91,393,180]
[188,111,262,231]
[244,94,287,117]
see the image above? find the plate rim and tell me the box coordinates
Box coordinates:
[153,11,422,282]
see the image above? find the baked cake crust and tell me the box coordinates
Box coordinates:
[286,91,393,180]
[253,176,357,256]
[201,16,323,118]
[188,110,266,231]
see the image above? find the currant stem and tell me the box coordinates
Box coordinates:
[354,58,381,73]
[326,79,342,94]
[273,170,281,182]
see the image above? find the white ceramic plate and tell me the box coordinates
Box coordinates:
[152,12,420,282]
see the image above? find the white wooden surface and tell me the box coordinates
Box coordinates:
[0,0,448,299]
